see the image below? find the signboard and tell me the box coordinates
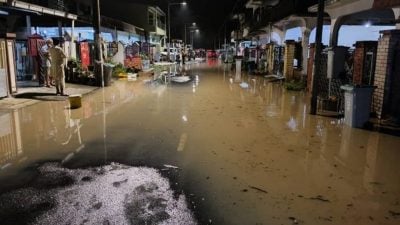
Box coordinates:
[80,42,90,69]
[124,56,142,69]
[27,34,43,57]
[28,38,38,56]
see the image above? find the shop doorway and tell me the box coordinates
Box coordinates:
[15,41,36,82]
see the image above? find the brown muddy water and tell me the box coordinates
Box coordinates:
[0,61,400,225]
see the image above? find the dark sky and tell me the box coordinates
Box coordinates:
[110,0,243,49]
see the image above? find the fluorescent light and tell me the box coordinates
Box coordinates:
[182,2,187,5]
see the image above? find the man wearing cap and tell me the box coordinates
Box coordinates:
[49,39,67,96]
[40,38,53,87]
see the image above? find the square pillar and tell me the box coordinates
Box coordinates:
[307,43,316,93]
[353,41,378,85]
[373,30,400,119]
[266,43,275,74]
[284,40,296,80]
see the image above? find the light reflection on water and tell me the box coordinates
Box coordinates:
[0,62,400,225]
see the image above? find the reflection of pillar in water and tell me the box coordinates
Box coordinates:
[252,79,256,94]
[234,60,242,83]
[102,87,107,163]
[13,110,23,155]
[0,110,23,168]
[223,63,226,81]
[235,58,242,77]
[363,133,379,194]
[339,126,353,161]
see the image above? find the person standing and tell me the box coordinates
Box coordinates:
[49,38,67,96]
[182,48,186,65]
[40,39,53,87]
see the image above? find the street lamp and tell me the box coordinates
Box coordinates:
[167,1,186,61]
[184,22,196,47]
[190,29,199,49]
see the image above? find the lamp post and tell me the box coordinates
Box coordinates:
[93,0,104,87]
[167,1,186,61]
[190,29,199,49]
[184,22,196,47]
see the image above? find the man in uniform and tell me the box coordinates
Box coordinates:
[49,38,67,96]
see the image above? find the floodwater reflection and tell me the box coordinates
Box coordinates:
[0,63,400,225]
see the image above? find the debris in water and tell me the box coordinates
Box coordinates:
[309,195,330,202]
[163,164,180,169]
[288,216,299,224]
[369,216,374,221]
[249,186,268,194]
[112,179,128,187]
[318,216,333,221]
[239,82,249,89]
[389,210,400,217]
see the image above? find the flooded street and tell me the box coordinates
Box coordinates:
[1,61,400,225]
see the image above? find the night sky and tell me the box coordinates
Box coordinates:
[109,0,243,49]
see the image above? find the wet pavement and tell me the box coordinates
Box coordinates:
[1,61,400,225]
[0,82,98,110]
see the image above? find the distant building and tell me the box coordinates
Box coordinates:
[101,2,166,46]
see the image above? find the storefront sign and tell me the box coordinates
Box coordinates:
[28,38,39,56]
[124,56,141,69]
[80,42,90,69]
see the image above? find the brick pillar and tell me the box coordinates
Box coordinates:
[353,41,378,85]
[307,43,316,93]
[373,30,400,119]
[353,42,365,85]
[284,40,295,80]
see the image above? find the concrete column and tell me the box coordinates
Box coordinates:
[272,27,285,45]
[279,30,286,45]
[26,15,31,36]
[329,17,344,47]
[267,43,275,74]
[372,30,400,119]
[301,28,311,75]
[58,20,63,37]
[284,40,296,80]
[307,43,316,94]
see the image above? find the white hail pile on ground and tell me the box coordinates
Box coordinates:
[0,163,197,225]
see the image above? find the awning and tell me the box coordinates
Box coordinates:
[0,0,77,20]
